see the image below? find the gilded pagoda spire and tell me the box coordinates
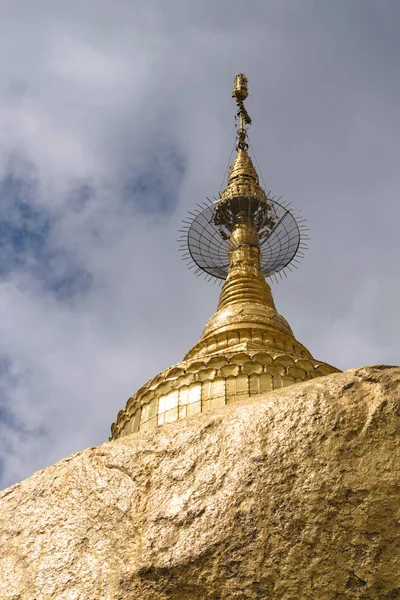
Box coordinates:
[110,74,340,440]
[216,75,275,311]
[185,74,295,358]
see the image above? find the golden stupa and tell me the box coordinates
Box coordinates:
[110,74,340,440]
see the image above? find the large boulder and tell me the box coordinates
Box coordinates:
[1,366,399,599]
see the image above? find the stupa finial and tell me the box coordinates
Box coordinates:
[179,74,307,283]
[219,74,266,204]
[232,73,252,151]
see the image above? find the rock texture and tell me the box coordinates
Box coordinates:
[1,366,400,600]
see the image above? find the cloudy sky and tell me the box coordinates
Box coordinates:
[0,0,399,489]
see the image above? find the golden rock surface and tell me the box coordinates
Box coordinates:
[1,365,399,599]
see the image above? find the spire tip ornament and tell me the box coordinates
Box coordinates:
[232,73,252,150]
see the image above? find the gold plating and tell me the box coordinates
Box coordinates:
[110,74,340,440]
[220,150,266,200]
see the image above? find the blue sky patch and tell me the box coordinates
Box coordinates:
[124,142,186,216]
[0,172,93,300]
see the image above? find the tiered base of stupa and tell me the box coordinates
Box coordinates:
[110,322,339,440]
